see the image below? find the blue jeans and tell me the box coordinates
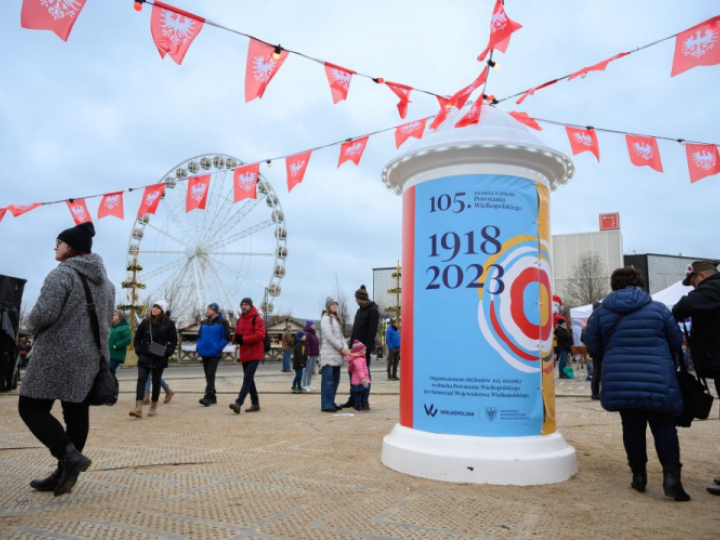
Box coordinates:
[145,370,170,393]
[351,384,370,409]
[302,356,317,388]
[292,368,304,389]
[321,365,341,410]
[282,350,291,371]
[558,350,568,375]
[108,359,121,375]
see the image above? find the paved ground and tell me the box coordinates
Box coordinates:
[1,359,718,540]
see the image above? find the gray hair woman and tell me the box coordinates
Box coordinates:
[18,222,115,496]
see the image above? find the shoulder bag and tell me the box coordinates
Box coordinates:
[148,321,167,357]
[676,323,714,427]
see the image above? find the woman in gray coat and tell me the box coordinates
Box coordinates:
[319,298,348,412]
[18,222,115,497]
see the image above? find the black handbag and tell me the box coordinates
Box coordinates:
[676,323,714,427]
[148,322,167,357]
[73,269,119,407]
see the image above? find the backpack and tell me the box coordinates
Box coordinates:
[252,315,272,354]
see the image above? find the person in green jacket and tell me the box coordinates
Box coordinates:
[108,310,132,375]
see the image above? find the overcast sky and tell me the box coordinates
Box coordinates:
[0,1,718,321]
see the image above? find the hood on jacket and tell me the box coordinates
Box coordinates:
[61,253,109,285]
[113,318,130,328]
[241,305,259,319]
[602,287,652,315]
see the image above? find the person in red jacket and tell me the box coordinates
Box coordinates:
[229,298,266,414]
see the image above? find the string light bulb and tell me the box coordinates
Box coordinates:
[266,160,272,167]
[678,139,686,146]
[372,77,385,84]
[133,0,143,11]
[272,45,283,60]
[487,59,499,70]
[580,72,587,79]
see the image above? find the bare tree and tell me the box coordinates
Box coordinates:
[563,252,609,308]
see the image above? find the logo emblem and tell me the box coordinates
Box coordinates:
[160,8,198,46]
[344,142,365,156]
[252,55,277,82]
[236,172,256,192]
[423,404,438,417]
[330,68,352,90]
[682,27,718,59]
[289,160,305,177]
[573,132,594,147]
[692,150,717,171]
[632,142,654,160]
[485,407,498,422]
[41,0,82,20]
[104,194,120,209]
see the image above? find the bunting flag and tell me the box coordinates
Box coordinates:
[449,66,489,110]
[455,101,483,129]
[21,0,87,41]
[338,137,369,167]
[686,143,720,183]
[186,174,211,212]
[0,208,6,225]
[509,111,542,131]
[150,1,205,65]
[245,39,289,102]
[568,52,630,81]
[395,118,427,148]
[477,0,523,61]
[429,104,448,130]
[233,163,259,201]
[437,96,451,109]
[625,135,663,172]
[66,198,91,225]
[136,184,165,217]
[285,151,311,192]
[566,127,600,161]
[7,203,42,217]
[387,82,413,119]
[671,16,720,77]
[98,192,124,220]
[324,63,355,104]
[516,79,559,105]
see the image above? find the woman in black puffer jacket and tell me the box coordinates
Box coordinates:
[129,300,177,418]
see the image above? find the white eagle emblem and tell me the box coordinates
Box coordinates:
[104,194,121,209]
[70,205,86,220]
[490,8,508,32]
[633,142,654,160]
[692,150,717,171]
[289,160,306,177]
[13,203,34,211]
[144,191,161,206]
[344,142,365,156]
[331,69,352,90]
[682,27,718,59]
[160,9,198,46]
[253,55,277,82]
[236,172,256,192]
[573,132,594,147]
[190,182,207,202]
[40,0,82,20]
[400,121,422,134]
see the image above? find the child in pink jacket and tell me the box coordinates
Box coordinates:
[346,340,370,411]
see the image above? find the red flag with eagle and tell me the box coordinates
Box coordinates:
[245,39,289,102]
[455,101,483,129]
[395,119,427,148]
[150,1,204,65]
[186,174,211,212]
[568,52,629,81]
[233,164,260,201]
[137,184,165,217]
[625,135,663,173]
[286,151,311,192]
[338,137,369,168]
[671,16,720,77]
[685,144,720,183]
[98,192,124,220]
[566,127,600,161]
[66,199,91,225]
[7,203,42,218]
[324,63,355,104]
[386,82,413,119]
[21,0,88,41]
[477,0,522,61]
[0,208,6,225]
[449,66,489,110]
[509,111,542,131]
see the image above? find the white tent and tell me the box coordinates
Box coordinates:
[568,280,692,344]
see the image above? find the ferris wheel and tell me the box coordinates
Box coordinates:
[123,154,287,329]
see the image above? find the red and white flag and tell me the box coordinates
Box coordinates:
[686,143,720,183]
[66,198,91,225]
[516,79,559,105]
[245,39,289,102]
[509,111,542,131]
[671,16,720,77]
[137,184,165,217]
[568,52,629,81]
[0,208,6,225]
[449,66,489,110]
[324,63,355,104]
[387,82,413,119]
[7,203,42,217]
[98,192,124,220]
[566,127,600,161]
[150,1,204,65]
[625,135,663,173]
[477,0,523,61]
[21,0,87,41]
[186,174,211,212]
[395,118,427,148]
[233,163,260,202]
[338,137,369,168]
[455,101,483,129]
[286,151,311,192]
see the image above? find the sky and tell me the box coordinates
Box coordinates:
[0,0,718,322]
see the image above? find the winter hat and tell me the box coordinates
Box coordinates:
[557,317,566,325]
[296,330,306,340]
[350,340,366,355]
[325,297,338,309]
[355,285,369,301]
[305,319,314,328]
[240,297,253,308]
[207,303,220,315]
[683,260,720,286]
[57,221,95,254]
[152,300,169,314]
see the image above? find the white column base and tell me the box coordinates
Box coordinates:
[381,424,577,486]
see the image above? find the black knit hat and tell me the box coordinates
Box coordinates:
[240,297,253,308]
[57,222,95,254]
[355,285,369,301]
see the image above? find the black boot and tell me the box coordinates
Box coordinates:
[54,444,92,497]
[629,463,647,493]
[338,397,354,409]
[663,466,691,502]
[30,462,62,492]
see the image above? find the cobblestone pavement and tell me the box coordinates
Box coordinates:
[1,360,718,539]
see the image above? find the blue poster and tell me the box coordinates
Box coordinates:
[412,174,552,437]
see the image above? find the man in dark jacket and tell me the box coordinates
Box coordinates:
[340,285,379,409]
[672,260,720,496]
[554,318,573,379]
[197,303,232,407]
